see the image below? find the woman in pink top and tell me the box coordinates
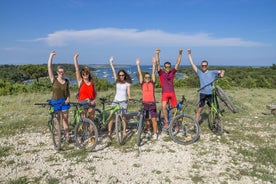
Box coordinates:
[136,57,158,140]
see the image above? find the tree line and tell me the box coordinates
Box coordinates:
[0,64,275,96]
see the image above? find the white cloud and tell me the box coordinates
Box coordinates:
[34,28,264,47]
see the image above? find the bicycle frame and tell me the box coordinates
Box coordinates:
[34,101,63,150]
[165,96,186,124]
[98,104,120,125]
[210,84,222,117]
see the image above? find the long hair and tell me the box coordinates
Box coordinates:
[116,69,132,84]
[80,66,94,82]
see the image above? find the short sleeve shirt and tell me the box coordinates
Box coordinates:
[114,82,130,101]
[158,68,177,93]
[197,70,218,95]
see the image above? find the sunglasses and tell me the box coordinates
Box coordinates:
[57,71,64,74]
[164,65,171,68]
[82,72,89,76]
[119,74,125,77]
[201,65,208,67]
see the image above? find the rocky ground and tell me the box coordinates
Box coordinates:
[1,128,273,184]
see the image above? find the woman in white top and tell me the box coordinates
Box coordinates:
[108,56,132,139]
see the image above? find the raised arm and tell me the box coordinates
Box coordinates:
[47,51,56,83]
[109,56,117,82]
[73,52,82,86]
[218,70,225,78]
[155,48,161,71]
[152,57,156,83]
[136,58,143,84]
[175,49,183,70]
[187,49,198,73]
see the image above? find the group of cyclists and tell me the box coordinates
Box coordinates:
[47,48,225,142]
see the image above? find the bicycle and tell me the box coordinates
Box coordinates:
[198,76,237,135]
[93,98,129,146]
[159,96,200,145]
[129,99,158,146]
[34,100,68,150]
[70,100,99,151]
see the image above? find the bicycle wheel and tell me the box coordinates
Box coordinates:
[208,109,223,136]
[74,118,98,151]
[169,114,200,145]
[115,113,124,145]
[49,115,62,150]
[137,114,145,146]
[215,85,237,113]
[93,108,102,128]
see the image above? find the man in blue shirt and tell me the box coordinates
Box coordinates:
[188,49,225,123]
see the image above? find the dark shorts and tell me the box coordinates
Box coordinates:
[78,99,96,109]
[143,103,157,119]
[50,98,70,111]
[198,93,212,108]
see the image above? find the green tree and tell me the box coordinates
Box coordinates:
[18,65,48,82]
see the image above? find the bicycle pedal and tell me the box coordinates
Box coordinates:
[184,137,192,141]
[90,137,95,144]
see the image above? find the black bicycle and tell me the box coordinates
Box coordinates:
[34,100,67,150]
[159,96,200,145]
[130,99,158,146]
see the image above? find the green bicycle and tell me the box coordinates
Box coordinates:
[70,100,99,151]
[93,98,128,146]
[198,76,237,135]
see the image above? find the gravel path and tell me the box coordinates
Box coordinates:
[1,130,267,184]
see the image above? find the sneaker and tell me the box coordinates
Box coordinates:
[152,133,158,140]
[145,131,152,138]
[162,122,169,132]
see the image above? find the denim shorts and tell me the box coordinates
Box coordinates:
[50,98,70,111]
[112,101,128,115]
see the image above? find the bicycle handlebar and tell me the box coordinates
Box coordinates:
[34,100,67,107]
[197,75,220,92]
[70,100,96,108]
[129,99,158,105]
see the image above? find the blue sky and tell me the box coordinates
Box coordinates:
[0,0,275,66]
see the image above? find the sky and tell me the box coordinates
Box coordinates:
[0,0,275,66]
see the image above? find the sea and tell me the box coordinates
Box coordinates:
[88,64,185,84]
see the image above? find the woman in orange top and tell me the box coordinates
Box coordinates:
[74,52,97,121]
[136,57,158,140]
